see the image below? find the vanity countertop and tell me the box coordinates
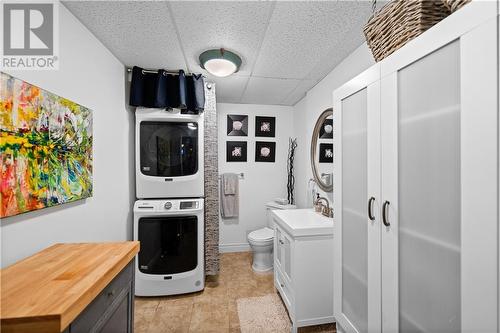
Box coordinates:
[0,241,139,333]
[272,208,333,237]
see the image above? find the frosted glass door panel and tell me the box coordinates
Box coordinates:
[398,41,460,332]
[341,88,368,333]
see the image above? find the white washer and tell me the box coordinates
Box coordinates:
[134,198,204,296]
[135,108,204,199]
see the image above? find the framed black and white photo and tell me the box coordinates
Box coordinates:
[319,143,333,163]
[226,141,247,162]
[255,141,276,162]
[255,116,276,137]
[227,115,248,136]
[319,118,333,138]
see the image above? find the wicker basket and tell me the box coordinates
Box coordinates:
[443,0,471,12]
[364,0,451,62]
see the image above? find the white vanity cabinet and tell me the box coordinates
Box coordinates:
[333,3,499,333]
[271,209,334,333]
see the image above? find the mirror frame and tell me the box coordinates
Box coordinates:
[310,108,333,192]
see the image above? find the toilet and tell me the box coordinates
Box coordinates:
[248,202,296,272]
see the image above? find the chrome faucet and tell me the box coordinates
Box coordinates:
[314,196,332,218]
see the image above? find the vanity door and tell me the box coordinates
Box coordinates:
[380,4,498,332]
[333,64,381,333]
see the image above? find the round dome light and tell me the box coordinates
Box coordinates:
[199,48,242,77]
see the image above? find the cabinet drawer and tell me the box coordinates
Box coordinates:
[70,262,134,333]
[275,267,293,314]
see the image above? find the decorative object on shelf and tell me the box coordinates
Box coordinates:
[199,48,242,77]
[287,138,298,205]
[0,73,93,218]
[226,141,247,162]
[255,116,276,137]
[319,118,333,139]
[319,143,333,163]
[227,114,248,136]
[364,0,451,62]
[255,141,276,163]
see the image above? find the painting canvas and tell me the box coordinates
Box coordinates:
[319,143,333,163]
[227,114,248,136]
[319,118,333,138]
[255,116,275,137]
[255,141,276,162]
[226,141,247,162]
[0,73,93,218]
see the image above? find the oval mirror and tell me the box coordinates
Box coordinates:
[310,108,333,192]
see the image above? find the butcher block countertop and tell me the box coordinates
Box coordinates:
[0,241,139,333]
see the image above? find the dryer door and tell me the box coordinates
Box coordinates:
[139,121,199,177]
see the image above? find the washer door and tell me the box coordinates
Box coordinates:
[138,215,198,274]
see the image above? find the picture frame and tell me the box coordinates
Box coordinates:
[255,141,276,162]
[319,143,333,163]
[226,141,247,162]
[255,116,276,137]
[319,118,333,138]
[227,114,248,136]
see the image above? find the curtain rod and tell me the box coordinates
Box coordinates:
[126,67,195,76]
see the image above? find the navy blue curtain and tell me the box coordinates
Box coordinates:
[129,66,205,113]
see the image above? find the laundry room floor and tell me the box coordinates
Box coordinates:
[134,252,336,333]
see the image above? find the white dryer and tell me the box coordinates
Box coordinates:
[134,198,204,296]
[135,108,204,199]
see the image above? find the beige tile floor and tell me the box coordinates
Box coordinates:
[135,252,336,333]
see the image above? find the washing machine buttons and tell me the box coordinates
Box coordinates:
[164,202,172,210]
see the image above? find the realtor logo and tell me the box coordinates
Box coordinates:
[1,1,59,70]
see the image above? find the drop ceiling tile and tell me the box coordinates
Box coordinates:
[281,79,316,106]
[252,1,373,80]
[207,74,249,104]
[241,77,300,105]
[169,1,274,76]
[63,1,186,69]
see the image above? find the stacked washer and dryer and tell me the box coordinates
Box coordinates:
[134,108,205,296]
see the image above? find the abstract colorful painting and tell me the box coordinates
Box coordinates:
[0,72,92,218]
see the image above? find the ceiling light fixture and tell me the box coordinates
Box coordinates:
[199,48,242,77]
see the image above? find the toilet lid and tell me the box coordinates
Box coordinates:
[248,227,274,241]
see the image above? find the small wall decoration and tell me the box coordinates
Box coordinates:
[226,141,247,162]
[319,118,333,138]
[255,116,275,137]
[227,114,248,136]
[319,143,333,163]
[0,73,93,218]
[255,141,276,162]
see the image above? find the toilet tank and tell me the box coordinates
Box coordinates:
[266,202,297,229]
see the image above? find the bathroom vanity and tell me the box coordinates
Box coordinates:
[0,242,139,333]
[271,209,334,333]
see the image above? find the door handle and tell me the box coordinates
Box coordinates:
[382,201,390,226]
[368,197,375,221]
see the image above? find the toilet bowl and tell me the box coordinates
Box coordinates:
[248,227,274,272]
[248,202,297,273]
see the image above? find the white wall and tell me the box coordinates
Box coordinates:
[1,4,132,267]
[293,43,375,208]
[217,103,293,252]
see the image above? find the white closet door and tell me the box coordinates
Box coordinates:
[333,66,381,333]
[380,5,498,332]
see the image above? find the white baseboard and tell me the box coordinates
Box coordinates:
[219,242,251,253]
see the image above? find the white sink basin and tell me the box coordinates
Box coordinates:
[271,208,333,237]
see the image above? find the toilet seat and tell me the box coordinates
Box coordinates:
[248,227,274,244]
